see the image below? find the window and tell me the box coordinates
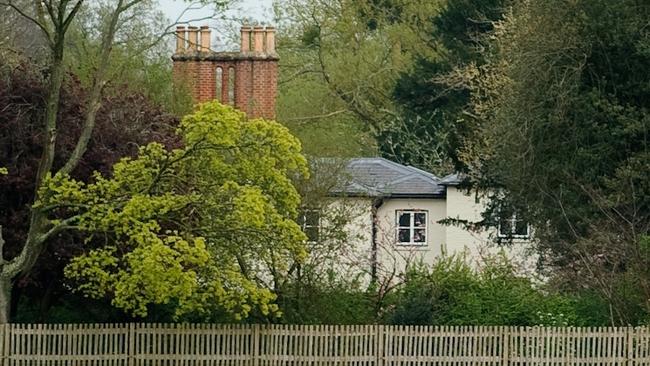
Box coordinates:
[227,67,235,104]
[396,210,427,245]
[215,67,223,101]
[498,213,530,238]
[298,209,320,242]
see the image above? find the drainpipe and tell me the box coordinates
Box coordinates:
[370,197,384,284]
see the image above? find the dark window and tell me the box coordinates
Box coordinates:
[298,209,320,242]
[228,67,235,104]
[498,212,530,238]
[396,210,428,245]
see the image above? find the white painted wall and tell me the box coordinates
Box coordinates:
[317,188,536,282]
[308,197,374,281]
[444,187,538,273]
[444,187,493,257]
[374,198,447,277]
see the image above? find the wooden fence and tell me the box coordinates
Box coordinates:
[1,324,649,365]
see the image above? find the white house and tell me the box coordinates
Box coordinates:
[171,26,534,281]
[302,158,534,282]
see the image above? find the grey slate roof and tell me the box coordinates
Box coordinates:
[439,173,465,186]
[331,158,445,198]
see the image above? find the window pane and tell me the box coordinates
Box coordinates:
[398,229,411,243]
[413,229,426,243]
[499,218,513,236]
[305,227,319,242]
[515,220,529,236]
[414,212,426,227]
[305,210,320,226]
[398,212,411,227]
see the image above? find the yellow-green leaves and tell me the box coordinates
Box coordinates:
[44,101,309,320]
[0,167,7,175]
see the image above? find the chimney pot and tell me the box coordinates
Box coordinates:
[187,26,199,52]
[175,26,186,53]
[240,25,252,53]
[199,26,211,52]
[253,25,265,53]
[265,26,276,54]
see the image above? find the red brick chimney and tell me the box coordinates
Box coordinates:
[172,25,279,120]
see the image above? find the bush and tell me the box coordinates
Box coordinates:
[275,271,377,325]
[383,253,576,326]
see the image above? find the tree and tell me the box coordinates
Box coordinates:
[274,0,442,159]
[459,0,650,324]
[0,0,229,323]
[0,0,148,323]
[40,101,308,319]
[0,62,179,321]
[388,0,509,173]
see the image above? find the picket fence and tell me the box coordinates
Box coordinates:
[0,324,649,365]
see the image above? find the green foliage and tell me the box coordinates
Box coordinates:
[459,0,650,324]
[64,1,193,115]
[38,102,309,320]
[274,0,442,159]
[389,0,508,173]
[277,272,376,325]
[384,254,576,326]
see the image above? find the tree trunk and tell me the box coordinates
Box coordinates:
[0,276,12,324]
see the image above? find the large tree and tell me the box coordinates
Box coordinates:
[0,62,179,321]
[389,0,508,173]
[46,102,308,319]
[0,0,229,322]
[274,0,442,159]
[460,0,650,324]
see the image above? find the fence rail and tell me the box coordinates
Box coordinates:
[1,324,649,365]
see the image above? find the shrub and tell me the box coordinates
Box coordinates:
[275,270,376,325]
[384,253,576,326]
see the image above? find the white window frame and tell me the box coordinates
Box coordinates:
[498,213,530,239]
[395,210,428,246]
[299,209,321,243]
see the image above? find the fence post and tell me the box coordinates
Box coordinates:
[501,326,510,366]
[252,324,260,366]
[1,324,8,366]
[375,325,384,366]
[128,323,135,366]
[626,326,633,366]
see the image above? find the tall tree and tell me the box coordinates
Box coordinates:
[49,102,308,320]
[460,0,650,324]
[274,0,441,159]
[388,0,508,173]
[0,0,228,323]
[0,62,179,321]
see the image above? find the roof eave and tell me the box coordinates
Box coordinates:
[328,192,446,199]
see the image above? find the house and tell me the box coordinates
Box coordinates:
[172,25,533,280]
[297,158,534,281]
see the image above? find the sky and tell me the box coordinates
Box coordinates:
[158,0,274,24]
[157,0,275,49]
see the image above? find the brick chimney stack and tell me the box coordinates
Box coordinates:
[172,24,279,120]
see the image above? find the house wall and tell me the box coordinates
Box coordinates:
[319,188,536,282]
[374,198,447,276]
[444,187,537,273]
[309,197,374,281]
[444,187,493,258]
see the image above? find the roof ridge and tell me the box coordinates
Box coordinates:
[404,165,440,181]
